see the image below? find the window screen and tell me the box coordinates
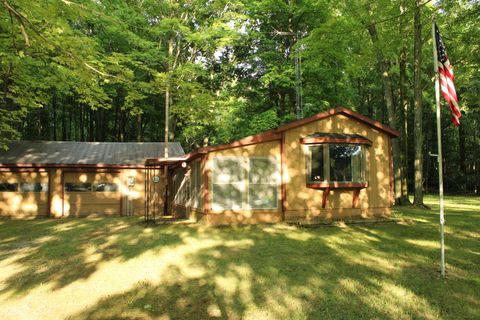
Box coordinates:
[0,183,18,192]
[173,170,188,206]
[248,158,278,209]
[212,157,244,211]
[20,182,48,192]
[191,161,203,209]
[211,156,279,211]
[65,183,92,192]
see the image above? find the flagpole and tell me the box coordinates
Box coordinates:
[432,16,446,277]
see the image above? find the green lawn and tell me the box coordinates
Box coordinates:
[0,195,479,320]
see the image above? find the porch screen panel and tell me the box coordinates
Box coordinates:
[248,157,278,209]
[212,157,244,210]
[173,170,188,206]
[191,161,203,209]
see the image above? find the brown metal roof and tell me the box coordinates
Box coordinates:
[0,141,184,166]
[147,107,400,165]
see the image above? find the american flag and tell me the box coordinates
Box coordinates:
[435,23,461,126]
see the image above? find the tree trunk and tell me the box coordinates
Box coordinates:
[52,93,57,141]
[62,103,67,141]
[367,23,403,206]
[79,104,84,141]
[68,106,73,140]
[136,114,142,142]
[88,109,94,141]
[413,0,424,206]
[397,0,411,205]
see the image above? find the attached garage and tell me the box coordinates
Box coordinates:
[0,141,184,218]
[63,171,122,217]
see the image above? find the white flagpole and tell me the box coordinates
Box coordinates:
[432,16,446,277]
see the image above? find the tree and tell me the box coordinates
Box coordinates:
[413,0,424,206]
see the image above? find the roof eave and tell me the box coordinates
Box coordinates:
[276,107,400,138]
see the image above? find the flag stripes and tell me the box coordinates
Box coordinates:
[435,24,461,126]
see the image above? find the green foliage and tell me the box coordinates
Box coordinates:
[0,0,478,191]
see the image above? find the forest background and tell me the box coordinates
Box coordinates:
[0,0,479,204]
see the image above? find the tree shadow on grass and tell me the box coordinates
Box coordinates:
[0,217,189,297]
[69,223,463,320]
[1,197,479,319]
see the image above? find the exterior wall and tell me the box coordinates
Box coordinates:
[204,140,283,225]
[283,113,393,221]
[0,170,49,218]
[0,167,155,218]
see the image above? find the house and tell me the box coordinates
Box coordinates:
[0,107,399,224]
[150,107,400,225]
[0,141,184,218]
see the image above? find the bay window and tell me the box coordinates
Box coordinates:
[305,133,369,187]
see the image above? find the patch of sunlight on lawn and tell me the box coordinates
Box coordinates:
[0,236,218,319]
[365,280,440,320]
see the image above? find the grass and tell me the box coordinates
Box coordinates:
[0,195,478,320]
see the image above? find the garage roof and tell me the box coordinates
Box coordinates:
[0,141,184,166]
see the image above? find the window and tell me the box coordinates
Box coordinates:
[308,145,325,182]
[248,158,278,209]
[65,183,92,192]
[212,156,279,211]
[93,183,119,192]
[0,183,18,192]
[20,182,48,192]
[212,157,244,211]
[308,144,366,184]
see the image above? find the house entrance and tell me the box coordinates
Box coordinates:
[144,164,164,221]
